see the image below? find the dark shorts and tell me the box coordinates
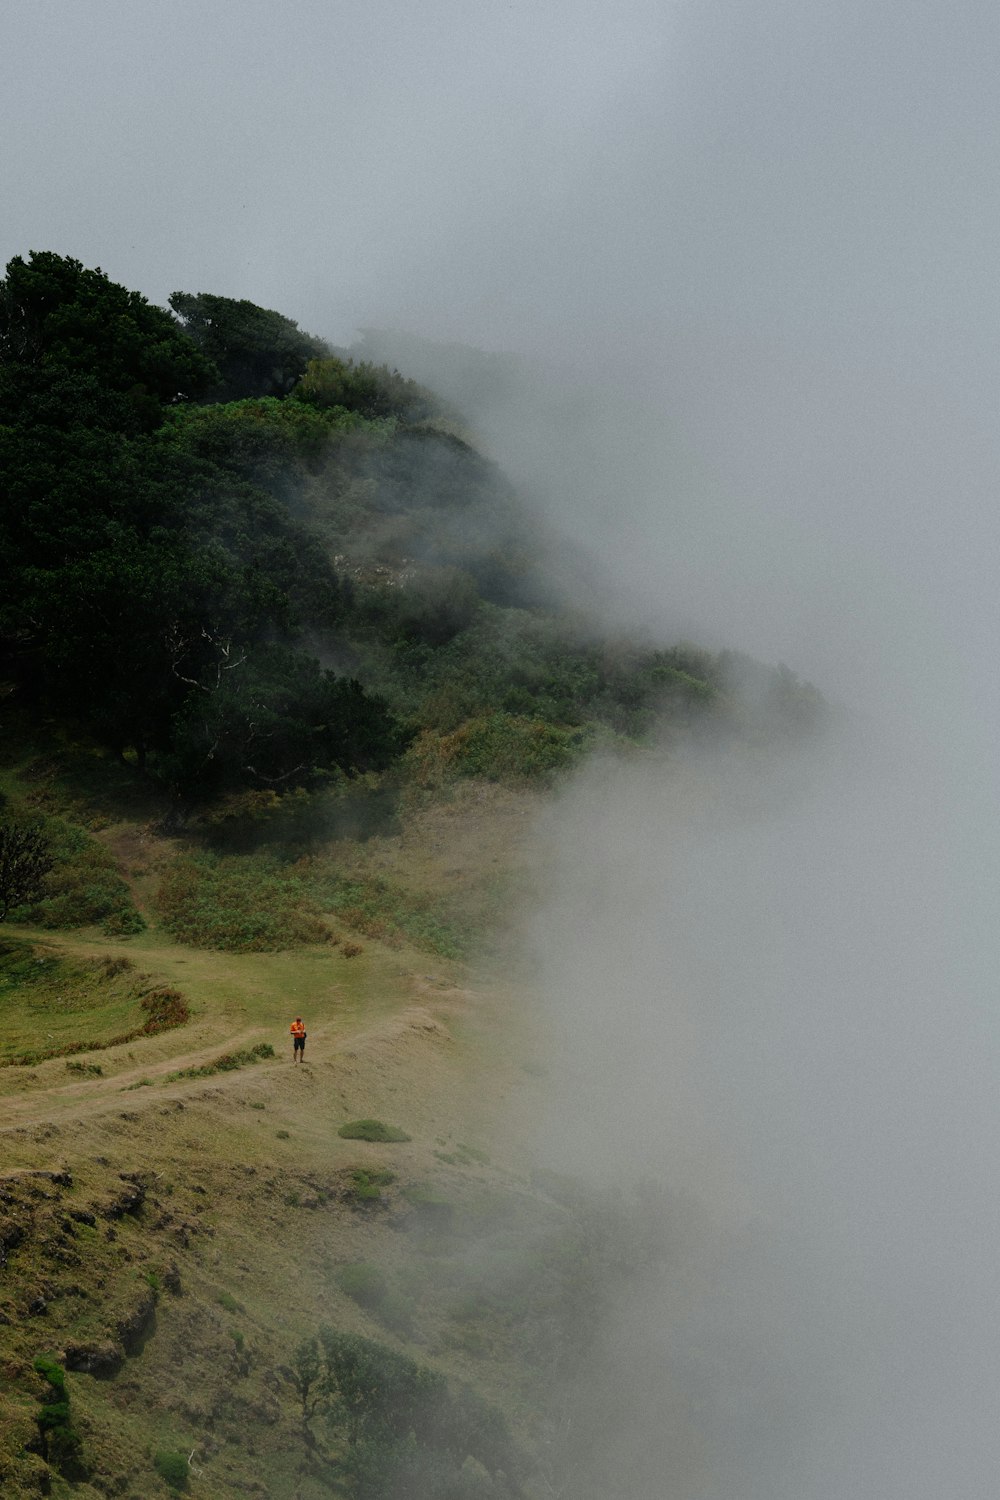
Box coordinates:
[293,1036,305,1052]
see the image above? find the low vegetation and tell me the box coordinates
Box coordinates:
[32,1354,82,1478]
[8,817,144,935]
[345,1167,396,1203]
[156,853,328,952]
[165,1041,275,1081]
[338,1119,412,1143]
[0,942,189,1065]
[286,1326,519,1498]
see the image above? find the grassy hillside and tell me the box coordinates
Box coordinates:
[0,252,823,1496]
[0,749,670,1500]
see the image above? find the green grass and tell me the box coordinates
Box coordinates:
[336,1262,415,1333]
[0,940,189,1065]
[153,1450,189,1491]
[295,863,468,957]
[165,1042,275,1082]
[338,1118,411,1142]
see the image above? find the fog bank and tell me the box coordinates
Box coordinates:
[519,710,1000,1497]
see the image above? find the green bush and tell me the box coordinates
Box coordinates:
[32,1354,66,1395]
[33,1356,82,1473]
[153,1449,189,1491]
[292,355,437,423]
[338,1119,411,1142]
[15,820,143,932]
[402,1183,454,1227]
[102,905,146,936]
[347,1167,395,1202]
[301,1326,520,1490]
[337,1261,388,1308]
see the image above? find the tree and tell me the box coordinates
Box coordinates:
[292,355,437,422]
[168,291,329,401]
[0,251,216,429]
[162,645,408,796]
[0,824,54,921]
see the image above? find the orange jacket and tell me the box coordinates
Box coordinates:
[290,1020,306,1038]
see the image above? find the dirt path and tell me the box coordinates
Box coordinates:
[0,1000,471,1135]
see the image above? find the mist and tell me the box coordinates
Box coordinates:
[6,2,1000,1494]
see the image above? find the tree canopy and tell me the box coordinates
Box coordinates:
[1,249,823,802]
[168,290,329,402]
[0,254,404,793]
[0,251,216,429]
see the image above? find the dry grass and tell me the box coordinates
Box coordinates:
[0,778,550,1499]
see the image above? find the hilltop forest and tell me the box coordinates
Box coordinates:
[0,253,821,1500]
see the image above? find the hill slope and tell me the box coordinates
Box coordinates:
[0,252,822,1497]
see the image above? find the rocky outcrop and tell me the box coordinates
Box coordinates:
[63,1340,124,1378]
[116,1288,156,1355]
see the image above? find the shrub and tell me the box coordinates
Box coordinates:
[0,821,53,920]
[156,854,328,952]
[33,1355,82,1473]
[102,906,146,936]
[338,1119,411,1142]
[153,1450,189,1491]
[15,820,143,932]
[402,1183,454,1226]
[293,355,437,423]
[33,1354,66,1394]
[302,1325,520,1487]
[346,1167,395,1203]
[140,988,190,1034]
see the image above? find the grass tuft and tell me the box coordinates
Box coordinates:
[338,1118,411,1143]
[166,1042,274,1082]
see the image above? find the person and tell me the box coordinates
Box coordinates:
[290,1016,306,1063]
